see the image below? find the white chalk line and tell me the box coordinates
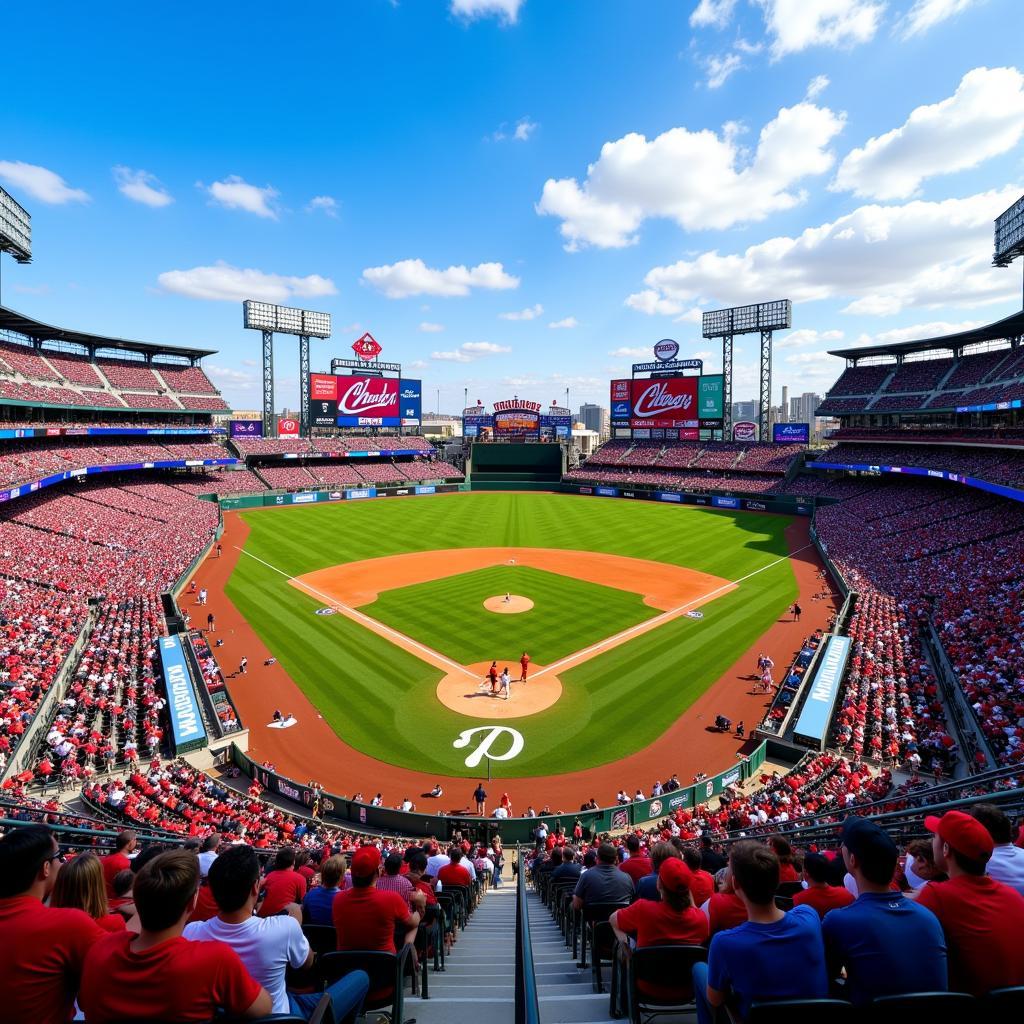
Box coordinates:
[237,541,813,684]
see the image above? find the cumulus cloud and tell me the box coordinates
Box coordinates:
[806,74,830,99]
[900,0,984,38]
[690,0,738,28]
[499,303,544,321]
[705,52,744,88]
[113,166,172,207]
[548,316,579,329]
[536,100,845,250]
[833,67,1024,200]
[633,185,1022,317]
[450,0,523,23]
[419,322,445,333]
[306,195,340,217]
[206,365,257,387]
[854,319,986,346]
[626,290,684,316]
[754,0,885,59]
[201,175,279,218]
[157,261,337,302]
[609,346,650,358]
[432,341,511,363]
[362,258,519,298]
[0,160,89,204]
[775,328,845,349]
[515,118,538,140]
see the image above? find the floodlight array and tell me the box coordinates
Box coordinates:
[242,300,332,338]
[0,186,32,263]
[994,194,1024,267]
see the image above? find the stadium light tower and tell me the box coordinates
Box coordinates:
[0,186,33,304]
[242,301,332,437]
[993,193,1024,307]
[702,299,792,441]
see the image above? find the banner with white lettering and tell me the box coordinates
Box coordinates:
[159,635,208,752]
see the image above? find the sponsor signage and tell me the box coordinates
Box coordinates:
[631,358,703,373]
[698,374,724,420]
[579,486,593,494]
[610,379,631,402]
[278,418,300,436]
[712,495,740,508]
[312,400,338,427]
[494,398,542,413]
[773,422,810,444]
[310,373,338,401]
[654,339,680,362]
[628,377,697,429]
[793,635,852,747]
[229,419,264,438]
[346,488,377,500]
[743,500,767,511]
[399,378,422,425]
[596,486,618,497]
[310,374,421,427]
[292,492,317,503]
[658,491,682,502]
[351,332,382,360]
[415,485,436,495]
[159,635,206,751]
[611,401,631,419]
[956,397,1022,413]
[732,420,758,442]
[336,375,399,418]
[493,404,541,440]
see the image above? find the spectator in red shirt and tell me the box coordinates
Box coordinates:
[793,853,855,918]
[406,852,438,906]
[770,836,799,883]
[437,846,473,888]
[295,849,317,888]
[0,824,105,1024]
[916,810,1024,995]
[79,848,272,1023]
[618,834,651,886]
[50,853,126,932]
[703,868,747,937]
[333,846,423,953]
[101,830,136,898]
[680,845,716,907]
[257,846,306,918]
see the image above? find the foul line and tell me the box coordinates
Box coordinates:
[529,542,815,681]
[234,547,478,678]
[236,541,813,684]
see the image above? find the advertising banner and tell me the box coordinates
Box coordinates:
[229,419,264,438]
[596,486,618,497]
[159,635,206,753]
[698,374,724,420]
[540,414,572,439]
[311,400,338,428]
[712,495,740,508]
[399,379,422,425]
[494,409,540,440]
[346,487,377,500]
[732,420,758,442]
[278,418,300,436]
[610,379,631,403]
[310,373,338,401]
[629,377,698,429]
[793,634,852,748]
[335,375,400,422]
[773,422,810,444]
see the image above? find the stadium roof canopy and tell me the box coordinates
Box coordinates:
[0,305,216,360]
[828,308,1024,360]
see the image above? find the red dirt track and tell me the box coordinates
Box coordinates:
[195,507,836,811]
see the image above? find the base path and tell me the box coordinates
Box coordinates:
[198,508,838,811]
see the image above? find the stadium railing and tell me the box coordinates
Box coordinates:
[515,847,541,1024]
[0,801,183,853]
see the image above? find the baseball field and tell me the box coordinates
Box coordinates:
[223,492,798,779]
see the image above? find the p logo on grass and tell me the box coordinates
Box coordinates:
[453,726,524,768]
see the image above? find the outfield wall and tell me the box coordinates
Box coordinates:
[560,481,812,516]
[228,741,767,842]
[218,482,465,510]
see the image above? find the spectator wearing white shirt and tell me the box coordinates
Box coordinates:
[973,804,1024,896]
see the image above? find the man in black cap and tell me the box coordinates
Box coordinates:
[821,817,947,1005]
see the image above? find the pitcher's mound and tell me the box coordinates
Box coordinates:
[436,661,561,719]
[484,595,534,614]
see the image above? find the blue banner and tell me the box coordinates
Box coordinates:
[657,491,682,502]
[806,461,1024,505]
[711,495,740,508]
[346,487,377,500]
[793,634,851,747]
[415,485,436,495]
[0,426,223,439]
[159,635,206,751]
[595,486,618,497]
[773,422,809,444]
[399,379,422,425]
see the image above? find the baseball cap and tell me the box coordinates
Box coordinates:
[924,810,994,861]
[350,845,382,878]
[658,857,694,895]
[840,817,897,863]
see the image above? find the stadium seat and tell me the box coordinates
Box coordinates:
[746,998,857,1024]
[579,901,630,991]
[301,924,338,957]
[871,991,977,1022]
[319,948,413,1024]
[610,943,707,1024]
[986,987,1024,1017]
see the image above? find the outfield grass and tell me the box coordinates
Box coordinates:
[226,492,796,776]
[365,564,659,665]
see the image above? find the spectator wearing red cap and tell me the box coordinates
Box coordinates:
[0,824,105,1024]
[915,810,1024,995]
[332,846,423,954]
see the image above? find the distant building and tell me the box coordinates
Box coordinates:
[572,427,601,456]
[578,403,609,438]
[732,400,758,422]
[789,392,821,425]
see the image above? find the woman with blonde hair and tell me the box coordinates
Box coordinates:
[50,852,126,931]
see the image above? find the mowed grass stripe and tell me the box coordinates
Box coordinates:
[229,493,795,776]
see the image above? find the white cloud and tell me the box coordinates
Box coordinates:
[536,100,845,250]
[806,74,830,99]
[307,195,340,217]
[206,365,257,387]
[157,261,337,302]
[634,185,1022,317]
[514,118,538,141]
[549,317,579,329]
[833,67,1024,201]
[432,341,511,363]
[854,319,986,345]
[407,359,428,370]
[674,307,705,324]
[626,290,684,316]
[775,328,845,348]
[0,160,89,204]
[450,0,523,23]
[754,0,885,59]
[690,0,737,27]
[705,53,744,88]
[202,175,279,218]
[499,303,544,321]
[113,166,172,207]
[362,258,519,298]
[419,322,445,332]
[609,346,649,358]
[900,0,983,38]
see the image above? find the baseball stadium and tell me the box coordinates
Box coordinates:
[3,7,1024,1024]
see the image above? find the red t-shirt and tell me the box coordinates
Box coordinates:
[97,913,127,933]
[297,864,316,888]
[79,931,261,1023]
[437,863,472,888]
[0,895,104,1024]
[258,868,306,917]
[706,891,747,936]
[778,863,799,883]
[413,878,438,905]
[101,852,131,898]
[916,874,1024,995]
[620,856,652,885]
[188,883,221,923]
[333,886,415,952]
[690,869,715,908]
[792,885,855,918]
[614,899,709,998]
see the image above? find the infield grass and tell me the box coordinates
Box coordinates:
[226,492,797,776]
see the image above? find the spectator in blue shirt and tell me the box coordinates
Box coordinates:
[693,840,828,1024]
[302,854,344,927]
[822,818,947,1004]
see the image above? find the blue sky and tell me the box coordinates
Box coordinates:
[2,0,1023,413]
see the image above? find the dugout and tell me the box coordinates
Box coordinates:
[469,442,565,490]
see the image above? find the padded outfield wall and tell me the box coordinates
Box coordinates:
[469,442,565,490]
